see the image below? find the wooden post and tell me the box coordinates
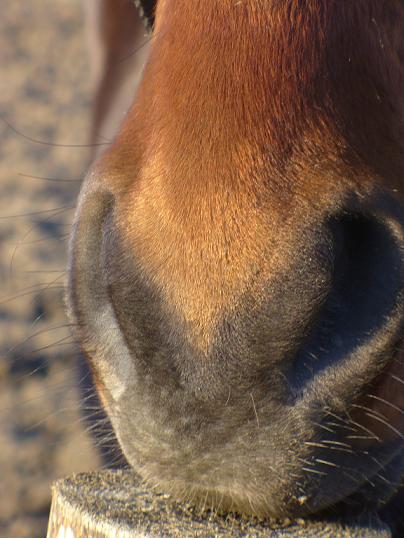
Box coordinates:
[46,470,391,537]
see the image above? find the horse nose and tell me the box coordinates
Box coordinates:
[67,165,404,517]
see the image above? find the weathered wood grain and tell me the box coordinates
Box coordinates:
[46,470,391,537]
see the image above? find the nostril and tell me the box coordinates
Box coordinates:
[292,207,404,391]
[329,213,403,337]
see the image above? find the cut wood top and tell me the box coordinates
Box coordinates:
[46,470,391,538]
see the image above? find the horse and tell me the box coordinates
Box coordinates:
[67,0,404,532]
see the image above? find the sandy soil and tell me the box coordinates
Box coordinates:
[0,2,103,536]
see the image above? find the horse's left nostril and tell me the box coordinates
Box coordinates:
[331,211,403,343]
[292,197,404,405]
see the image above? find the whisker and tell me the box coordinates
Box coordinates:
[301,467,327,477]
[12,233,70,247]
[0,205,74,219]
[362,412,403,440]
[0,114,109,148]
[25,335,77,354]
[9,205,72,276]
[23,269,66,274]
[304,440,354,455]
[18,172,82,183]
[116,30,157,65]
[0,283,64,306]
[7,321,73,355]
[250,392,260,428]
[345,415,382,443]
[6,312,46,352]
[321,440,353,449]
[0,376,77,414]
[314,458,340,468]
[366,394,404,415]
[311,421,336,434]
[387,373,404,386]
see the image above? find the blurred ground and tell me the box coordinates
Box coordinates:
[0,2,102,536]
